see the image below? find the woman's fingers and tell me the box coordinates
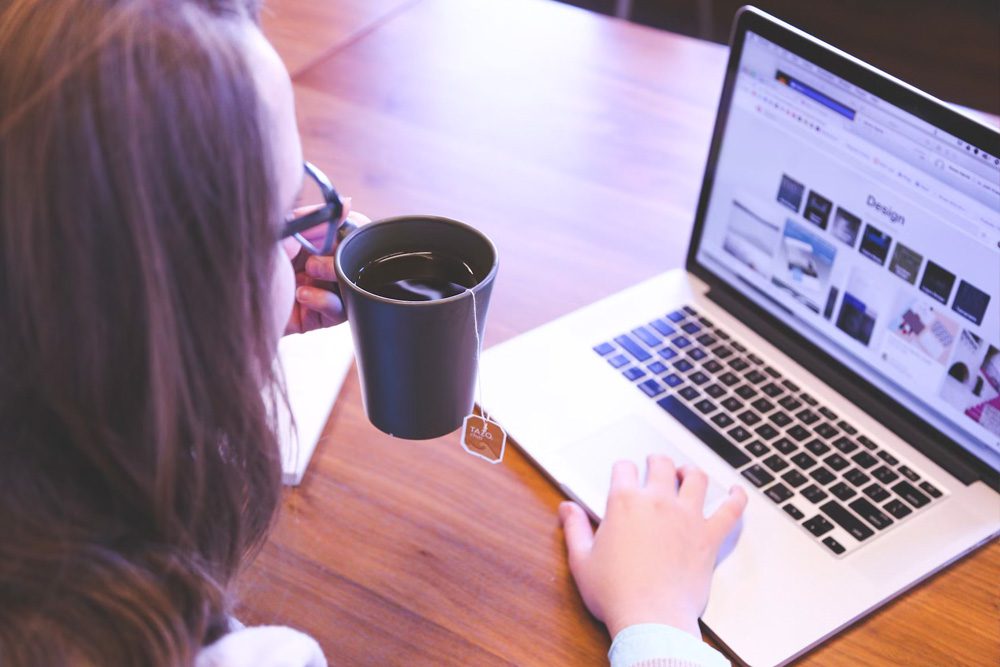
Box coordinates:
[305,255,337,282]
[295,286,344,322]
[707,485,748,548]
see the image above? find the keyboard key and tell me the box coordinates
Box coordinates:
[849,497,893,530]
[779,395,802,411]
[711,413,735,428]
[702,359,724,374]
[638,378,664,397]
[694,399,717,415]
[796,409,819,425]
[655,396,751,468]
[762,454,788,472]
[810,467,836,485]
[760,382,784,398]
[919,481,942,498]
[744,370,767,385]
[649,319,676,336]
[697,316,713,327]
[704,383,726,398]
[769,411,793,427]
[805,439,830,456]
[608,353,631,370]
[593,342,615,356]
[614,334,652,362]
[728,426,752,442]
[844,468,870,487]
[678,386,700,401]
[623,367,646,381]
[863,483,890,503]
[729,357,750,371]
[734,385,757,400]
[783,503,804,520]
[804,515,834,537]
[714,345,734,359]
[672,336,691,349]
[681,321,701,334]
[754,424,780,440]
[781,469,807,488]
[831,436,858,453]
[822,536,846,555]
[662,373,683,387]
[631,326,661,346]
[820,501,874,541]
[682,305,698,315]
[884,499,913,519]
[745,440,769,457]
[790,451,816,469]
[773,437,798,455]
[857,435,877,450]
[851,451,878,469]
[697,333,717,347]
[751,398,775,413]
[689,371,709,386]
[738,410,761,426]
[731,341,747,353]
[763,365,781,378]
[747,353,764,365]
[658,348,679,361]
[741,464,774,487]
[818,406,838,421]
[824,453,849,471]
[898,466,920,482]
[715,329,731,340]
[814,422,839,439]
[674,359,694,373]
[877,450,899,466]
[892,481,930,508]
[801,484,828,503]
[666,310,685,322]
[718,372,740,387]
[838,420,858,435]
[800,393,818,406]
[787,425,811,442]
[721,396,742,412]
[872,466,899,484]
[688,348,708,362]
[830,481,857,501]
[647,361,669,375]
[781,379,800,392]
[766,483,793,503]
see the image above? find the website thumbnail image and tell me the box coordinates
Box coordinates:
[719,172,999,441]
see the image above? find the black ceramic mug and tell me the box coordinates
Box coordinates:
[334,216,498,439]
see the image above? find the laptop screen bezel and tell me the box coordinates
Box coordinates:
[685,6,1000,480]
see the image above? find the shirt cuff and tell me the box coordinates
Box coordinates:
[608,623,730,667]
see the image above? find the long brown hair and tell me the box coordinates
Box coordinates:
[0,0,284,663]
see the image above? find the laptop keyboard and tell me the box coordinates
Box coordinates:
[594,304,947,557]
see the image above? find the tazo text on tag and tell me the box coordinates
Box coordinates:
[461,415,506,464]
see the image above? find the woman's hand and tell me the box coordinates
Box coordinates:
[559,456,747,639]
[284,209,371,335]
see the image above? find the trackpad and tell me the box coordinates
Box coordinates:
[554,416,730,521]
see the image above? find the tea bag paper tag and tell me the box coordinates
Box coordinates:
[461,415,506,464]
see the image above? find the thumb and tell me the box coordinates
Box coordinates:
[559,501,594,572]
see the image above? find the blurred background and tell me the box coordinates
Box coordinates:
[556,0,1000,116]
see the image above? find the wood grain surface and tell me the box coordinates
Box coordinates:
[237,0,1000,664]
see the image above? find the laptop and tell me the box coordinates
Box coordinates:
[481,7,1000,666]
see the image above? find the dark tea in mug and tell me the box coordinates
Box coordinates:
[355,250,477,301]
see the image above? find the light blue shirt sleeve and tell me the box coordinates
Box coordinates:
[608,624,730,667]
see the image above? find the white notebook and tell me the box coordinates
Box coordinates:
[274,324,355,485]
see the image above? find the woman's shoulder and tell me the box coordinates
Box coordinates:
[196,625,326,667]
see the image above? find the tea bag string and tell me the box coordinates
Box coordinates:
[468,286,489,424]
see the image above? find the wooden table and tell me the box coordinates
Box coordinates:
[238,1,1000,664]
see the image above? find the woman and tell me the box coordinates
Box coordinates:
[0,1,746,664]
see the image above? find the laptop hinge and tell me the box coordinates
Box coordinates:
[705,282,997,489]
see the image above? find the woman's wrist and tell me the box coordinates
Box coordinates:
[607,611,701,641]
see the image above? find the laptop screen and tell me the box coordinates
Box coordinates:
[693,26,1000,470]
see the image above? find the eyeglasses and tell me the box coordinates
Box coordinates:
[279,161,349,255]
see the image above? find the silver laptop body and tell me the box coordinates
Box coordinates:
[482,8,1000,666]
